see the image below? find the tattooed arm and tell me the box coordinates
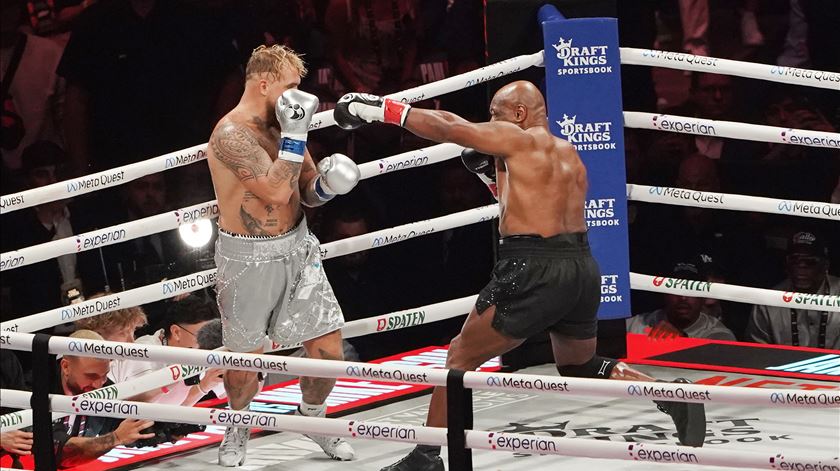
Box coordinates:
[59,419,154,467]
[210,121,301,205]
[299,148,325,207]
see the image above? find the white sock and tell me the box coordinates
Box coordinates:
[298,401,326,417]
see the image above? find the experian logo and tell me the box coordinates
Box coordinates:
[769,453,840,471]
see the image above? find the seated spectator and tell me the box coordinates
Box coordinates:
[0,349,30,464]
[627,260,736,341]
[108,295,223,406]
[73,294,147,343]
[747,230,840,349]
[52,330,155,469]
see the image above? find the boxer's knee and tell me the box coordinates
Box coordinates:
[557,355,617,379]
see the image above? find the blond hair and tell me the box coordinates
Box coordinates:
[246,45,307,81]
[66,329,105,361]
[74,293,147,337]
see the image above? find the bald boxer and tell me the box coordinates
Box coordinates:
[336,81,706,470]
[207,45,360,466]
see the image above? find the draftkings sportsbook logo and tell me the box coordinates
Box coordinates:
[556,114,616,152]
[552,37,612,75]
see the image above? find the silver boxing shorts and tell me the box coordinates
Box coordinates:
[213,217,344,352]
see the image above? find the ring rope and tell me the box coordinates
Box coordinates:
[4,153,838,273]
[0,203,496,333]
[0,48,543,215]
[3,390,832,470]
[624,112,840,149]
[2,49,838,213]
[0,143,467,271]
[620,47,840,90]
[3,332,838,411]
[0,295,477,431]
[2,199,837,336]
[628,184,840,221]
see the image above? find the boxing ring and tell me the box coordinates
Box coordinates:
[2,12,839,471]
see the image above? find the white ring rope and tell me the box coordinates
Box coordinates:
[3,390,832,470]
[1,197,837,336]
[0,204,496,333]
[0,144,208,215]
[620,48,840,90]
[4,163,837,273]
[0,295,477,432]
[0,143,465,272]
[627,184,840,220]
[624,112,840,149]
[3,332,838,412]
[0,49,541,214]
[3,48,838,213]
[631,273,840,313]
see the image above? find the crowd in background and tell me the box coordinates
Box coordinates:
[1,1,838,442]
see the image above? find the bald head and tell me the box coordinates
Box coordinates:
[490,81,547,128]
[677,154,720,192]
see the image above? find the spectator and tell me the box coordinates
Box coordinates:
[57,0,242,174]
[74,294,147,343]
[52,330,155,469]
[747,230,840,349]
[324,0,421,162]
[0,2,65,175]
[0,348,30,466]
[325,0,419,95]
[686,73,746,160]
[84,174,194,295]
[108,295,223,406]
[627,260,736,341]
[0,142,91,318]
[320,201,391,360]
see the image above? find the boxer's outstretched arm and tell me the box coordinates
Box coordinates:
[403,109,532,157]
[210,121,300,205]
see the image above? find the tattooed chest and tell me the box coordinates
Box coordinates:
[239,192,299,236]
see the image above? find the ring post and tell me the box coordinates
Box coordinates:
[540,11,632,320]
[31,333,56,471]
[446,369,472,470]
[537,4,565,23]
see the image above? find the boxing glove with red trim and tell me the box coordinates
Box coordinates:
[333,93,411,130]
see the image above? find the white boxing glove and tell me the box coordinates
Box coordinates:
[275,89,319,163]
[314,154,360,202]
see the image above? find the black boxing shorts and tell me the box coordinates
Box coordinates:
[475,232,601,340]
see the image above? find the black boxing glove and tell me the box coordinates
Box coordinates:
[333,93,411,130]
[460,148,497,198]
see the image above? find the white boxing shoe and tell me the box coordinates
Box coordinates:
[218,426,250,467]
[296,406,355,460]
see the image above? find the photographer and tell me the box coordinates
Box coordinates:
[108,295,223,405]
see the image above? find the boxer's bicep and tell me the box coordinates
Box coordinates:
[210,122,297,205]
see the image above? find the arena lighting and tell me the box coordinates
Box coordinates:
[179,218,213,248]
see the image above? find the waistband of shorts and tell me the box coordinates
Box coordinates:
[498,232,590,258]
[216,217,309,260]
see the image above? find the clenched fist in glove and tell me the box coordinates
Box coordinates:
[275,89,319,162]
[333,93,411,130]
[313,154,360,203]
[461,148,498,198]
